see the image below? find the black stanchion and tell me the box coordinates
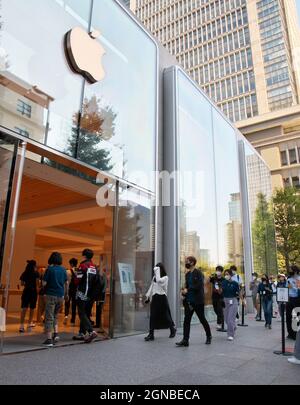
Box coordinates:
[274,302,290,356]
[238,299,248,327]
[256,293,264,322]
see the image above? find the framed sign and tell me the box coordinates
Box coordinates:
[277,287,289,303]
[118,263,136,295]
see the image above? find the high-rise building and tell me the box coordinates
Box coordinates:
[130,0,300,190]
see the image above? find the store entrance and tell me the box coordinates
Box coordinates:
[0,137,114,353]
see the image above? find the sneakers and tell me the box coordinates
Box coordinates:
[84,331,98,343]
[227,336,234,341]
[268,324,272,330]
[63,316,68,325]
[72,333,85,341]
[288,356,300,365]
[19,327,25,333]
[53,333,60,343]
[43,338,54,347]
[175,340,189,347]
[216,324,222,330]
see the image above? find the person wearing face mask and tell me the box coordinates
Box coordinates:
[258,274,273,329]
[220,269,240,341]
[176,256,212,347]
[250,273,260,320]
[209,266,225,330]
[144,263,176,341]
[286,265,300,340]
[230,265,243,320]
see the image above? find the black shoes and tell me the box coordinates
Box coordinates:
[43,338,54,347]
[205,336,212,345]
[169,327,177,338]
[175,340,189,347]
[144,333,154,341]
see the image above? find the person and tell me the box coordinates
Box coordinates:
[95,266,107,333]
[288,328,300,365]
[144,263,176,341]
[250,273,260,320]
[43,252,68,347]
[63,258,78,326]
[220,269,240,341]
[176,256,212,347]
[286,265,300,340]
[73,248,99,343]
[230,265,243,319]
[258,274,273,329]
[209,266,225,330]
[19,260,40,333]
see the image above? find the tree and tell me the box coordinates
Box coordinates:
[252,193,277,275]
[273,187,300,271]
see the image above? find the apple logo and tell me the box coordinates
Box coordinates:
[64,27,105,84]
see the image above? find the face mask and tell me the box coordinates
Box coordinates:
[185,263,191,269]
[225,275,230,281]
[232,271,236,275]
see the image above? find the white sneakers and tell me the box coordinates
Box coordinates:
[288,356,300,365]
[227,336,234,341]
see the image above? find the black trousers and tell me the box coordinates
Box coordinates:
[77,299,93,335]
[183,302,211,341]
[95,301,104,328]
[286,297,300,339]
[212,298,224,326]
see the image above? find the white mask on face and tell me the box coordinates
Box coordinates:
[225,275,230,281]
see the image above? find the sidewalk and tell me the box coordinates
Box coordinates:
[0,316,299,385]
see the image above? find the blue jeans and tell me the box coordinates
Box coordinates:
[262,298,273,326]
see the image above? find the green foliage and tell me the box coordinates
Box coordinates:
[252,192,277,275]
[273,187,300,271]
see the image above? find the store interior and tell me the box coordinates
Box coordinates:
[1,150,113,351]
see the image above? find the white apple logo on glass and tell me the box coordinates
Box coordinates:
[64,27,105,84]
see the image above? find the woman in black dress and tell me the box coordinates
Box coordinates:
[144,263,176,341]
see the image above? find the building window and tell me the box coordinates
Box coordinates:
[292,176,300,189]
[283,177,290,188]
[14,127,29,138]
[280,150,288,166]
[17,99,32,118]
[289,148,297,165]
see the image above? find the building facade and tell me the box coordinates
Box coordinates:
[130,0,300,191]
[0,0,275,354]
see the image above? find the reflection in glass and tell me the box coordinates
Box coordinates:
[177,71,218,315]
[212,109,243,273]
[245,145,277,275]
[113,186,155,336]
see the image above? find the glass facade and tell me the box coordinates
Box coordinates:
[0,0,157,190]
[164,67,245,323]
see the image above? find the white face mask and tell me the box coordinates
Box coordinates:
[225,275,231,281]
[153,266,160,272]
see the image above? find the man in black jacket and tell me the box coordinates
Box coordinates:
[176,256,212,347]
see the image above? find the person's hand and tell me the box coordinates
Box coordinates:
[144,298,150,304]
[181,288,188,296]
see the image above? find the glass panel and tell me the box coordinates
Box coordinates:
[0,0,92,155]
[0,134,18,281]
[113,185,155,337]
[244,144,277,275]
[212,109,243,274]
[177,71,218,323]
[81,0,157,190]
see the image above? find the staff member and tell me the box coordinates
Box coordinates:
[220,269,240,341]
[176,256,212,347]
[258,274,273,329]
